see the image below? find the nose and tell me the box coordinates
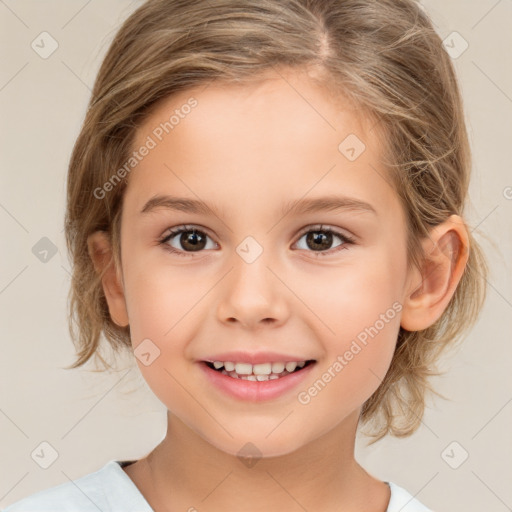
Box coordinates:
[216,254,290,330]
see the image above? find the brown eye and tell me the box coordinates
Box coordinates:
[177,230,207,251]
[305,231,334,251]
[294,226,355,256]
[159,226,217,256]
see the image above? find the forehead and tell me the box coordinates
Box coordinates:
[124,68,395,221]
[135,67,376,153]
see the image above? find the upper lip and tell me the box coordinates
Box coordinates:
[200,351,316,365]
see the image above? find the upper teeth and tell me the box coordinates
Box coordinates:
[213,361,306,375]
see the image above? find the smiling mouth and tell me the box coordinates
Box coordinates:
[203,359,316,381]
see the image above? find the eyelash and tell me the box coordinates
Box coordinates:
[157,224,356,258]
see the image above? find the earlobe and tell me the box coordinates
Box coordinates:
[87,231,129,327]
[400,215,469,332]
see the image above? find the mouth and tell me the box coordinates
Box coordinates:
[201,359,317,381]
[198,358,318,402]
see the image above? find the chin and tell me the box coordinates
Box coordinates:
[204,430,307,460]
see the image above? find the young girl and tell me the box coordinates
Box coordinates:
[4,0,487,510]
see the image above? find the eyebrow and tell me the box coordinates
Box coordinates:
[140,194,377,217]
[281,195,377,217]
[140,195,224,216]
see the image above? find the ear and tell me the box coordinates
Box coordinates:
[87,231,129,328]
[400,215,469,331]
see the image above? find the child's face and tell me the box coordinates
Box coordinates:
[115,68,415,456]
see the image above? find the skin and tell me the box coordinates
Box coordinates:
[88,66,469,511]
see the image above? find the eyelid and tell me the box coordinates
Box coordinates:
[159,223,356,244]
[295,223,356,243]
[159,223,215,240]
[158,224,218,247]
[158,223,357,258]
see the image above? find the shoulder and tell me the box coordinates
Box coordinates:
[2,464,111,512]
[2,460,150,512]
[386,481,434,512]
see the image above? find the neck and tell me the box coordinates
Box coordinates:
[140,408,389,512]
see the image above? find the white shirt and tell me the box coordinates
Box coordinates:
[3,460,433,511]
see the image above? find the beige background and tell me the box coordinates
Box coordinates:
[1,1,511,510]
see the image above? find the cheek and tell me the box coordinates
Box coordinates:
[124,270,201,409]
[295,252,403,400]
[297,297,400,423]
[123,257,203,343]
[122,263,210,394]
[298,250,404,341]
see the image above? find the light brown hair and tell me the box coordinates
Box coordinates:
[64,0,487,443]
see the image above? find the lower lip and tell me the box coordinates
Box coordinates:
[198,361,316,402]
